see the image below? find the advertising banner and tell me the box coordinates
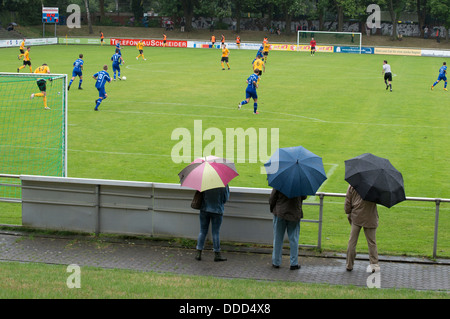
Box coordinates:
[270,44,334,52]
[334,46,374,54]
[59,38,101,45]
[110,38,187,48]
[421,49,450,58]
[0,38,57,48]
[374,47,421,56]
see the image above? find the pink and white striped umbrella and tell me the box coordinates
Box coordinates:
[178,156,239,192]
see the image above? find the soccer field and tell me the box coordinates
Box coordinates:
[1,43,449,256]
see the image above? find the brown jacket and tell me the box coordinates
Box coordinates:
[269,189,307,222]
[345,185,378,228]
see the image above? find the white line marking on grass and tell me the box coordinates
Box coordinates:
[306,163,338,202]
[69,148,172,157]
[69,103,445,129]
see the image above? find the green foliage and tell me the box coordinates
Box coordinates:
[429,0,450,28]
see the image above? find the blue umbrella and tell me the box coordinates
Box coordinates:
[264,146,327,198]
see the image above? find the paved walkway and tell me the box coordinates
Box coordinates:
[0,230,449,292]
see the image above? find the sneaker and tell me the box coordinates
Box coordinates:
[272,264,280,269]
[222,68,225,70]
[68,86,71,91]
[444,88,448,91]
[254,111,259,114]
[136,57,138,60]
[238,103,241,110]
[78,87,83,90]
[118,77,122,80]
[44,107,51,110]
[30,93,34,99]
[144,59,147,61]
[17,68,20,73]
[290,265,301,270]
[431,86,434,90]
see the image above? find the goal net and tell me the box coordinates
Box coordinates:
[0,72,67,200]
[297,30,362,53]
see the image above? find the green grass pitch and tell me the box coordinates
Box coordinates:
[1,44,449,257]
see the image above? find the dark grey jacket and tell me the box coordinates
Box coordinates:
[269,189,307,223]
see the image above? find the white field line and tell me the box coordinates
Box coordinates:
[67,102,446,129]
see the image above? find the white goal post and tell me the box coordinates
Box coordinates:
[297,30,362,54]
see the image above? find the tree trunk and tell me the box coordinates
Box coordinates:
[99,0,105,22]
[84,0,93,34]
[388,0,397,39]
[235,0,242,33]
[417,0,427,37]
[181,0,195,32]
[285,13,292,34]
[337,5,344,32]
[318,7,324,31]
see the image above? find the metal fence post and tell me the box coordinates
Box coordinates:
[317,193,324,250]
[433,199,440,259]
[95,184,100,236]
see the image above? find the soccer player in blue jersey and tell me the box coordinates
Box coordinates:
[93,65,111,111]
[431,62,447,91]
[238,69,260,114]
[256,46,264,59]
[68,54,84,91]
[115,40,122,56]
[111,49,124,80]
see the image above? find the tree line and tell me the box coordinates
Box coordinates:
[1,0,449,38]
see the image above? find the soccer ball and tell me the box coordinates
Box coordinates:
[122,76,127,80]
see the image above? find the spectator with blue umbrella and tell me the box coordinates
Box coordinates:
[265,146,327,270]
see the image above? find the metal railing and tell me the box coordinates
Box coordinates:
[0,174,448,258]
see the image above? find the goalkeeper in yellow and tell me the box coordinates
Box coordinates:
[30,63,51,110]
[136,40,146,60]
[221,44,230,70]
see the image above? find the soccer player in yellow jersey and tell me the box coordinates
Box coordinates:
[252,55,265,77]
[30,63,51,110]
[263,41,270,63]
[18,47,32,73]
[136,40,146,60]
[221,44,230,70]
[18,38,26,59]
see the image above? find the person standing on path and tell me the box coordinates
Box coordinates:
[195,185,230,262]
[269,189,307,270]
[345,185,380,272]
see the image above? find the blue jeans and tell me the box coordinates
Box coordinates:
[272,215,300,267]
[196,210,223,252]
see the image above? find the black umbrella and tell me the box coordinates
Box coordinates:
[344,153,406,208]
